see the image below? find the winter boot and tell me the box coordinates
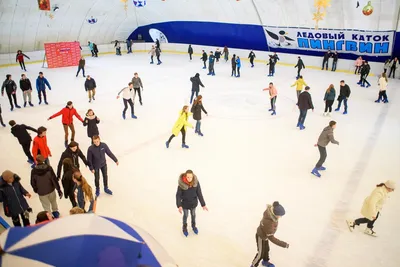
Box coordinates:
[64,141,68,148]
[95,187,100,197]
[52,211,60,219]
[131,114,137,119]
[122,112,126,120]
[165,141,170,148]
[29,102,34,107]
[24,102,27,108]
[318,166,326,171]
[192,225,199,235]
[183,224,189,237]
[182,144,189,149]
[311,167,321,177]
[271,110,276,116]
[104,188,113,195]
[364,228,377,237]
[346,220,355,232]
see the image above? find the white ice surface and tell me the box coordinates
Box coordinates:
[0,53,399,267]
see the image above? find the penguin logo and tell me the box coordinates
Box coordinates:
[265,29,295,47]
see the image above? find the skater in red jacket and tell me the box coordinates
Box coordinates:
[16,50,30,71]
[48,101,83,147]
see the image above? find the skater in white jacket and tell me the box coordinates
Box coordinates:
[117,82,137,120]
[347,180,395,236]
[375,73,388,103]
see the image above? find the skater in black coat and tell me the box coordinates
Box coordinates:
[61,158,78,207]
[83,109,100,143]
[231,54,237,77]
[331,52,338,71]
[176,170,208,236]
[188,45,193,60]
[294,57,305,78]
[191,95,208,136]
[0,104,5,127]
[0,170,32,227]
[190,73,204,104]
[215,48,221,62]
[359,61,371,87]
[322,50,331,70]
[297,86,314,130]
[9,120,37,164]
[248,50,256,67]
[201,50,208,69]
[56,141,88,179]
[19,74,34,107]
[335,80,351,114]
[1,74,20,110]
[267,56,276,77]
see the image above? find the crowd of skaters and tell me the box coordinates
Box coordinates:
[0,42,397,267]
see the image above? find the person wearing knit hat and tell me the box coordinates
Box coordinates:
[251,201,289,267]
[347,180,396,237]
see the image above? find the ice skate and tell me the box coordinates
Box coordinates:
[52,211,60,218]
[64,141,68,148]
[15,105,21,108]
[192,226,199,235]
[334,108,340,111]
[95,187,100,197]
[364,228,377,237]
[182,144,189,149]
[28,102,34,107]
[44,101,49,105]
[346,220,355,232]
[271,110,276,116]
[131,114,137,119]
[122,113,126,120]
[1,123,6,127]
[261,260,275,267]
[296,122,300,127]
[299,124,306,130]
[165,141,170,148]
[311,167,321,177]
[183,224,188,237]
[10,106,14,111]
[343,111,348,115]
[24,102,27,108]
[39,100,42,105]
[318,166,326,171]
[374,99,380,103]
[104,188,113,195]
[198,132,204,137]
[27,159,34,164]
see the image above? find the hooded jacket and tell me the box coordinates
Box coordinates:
[190,74,204,92]
[191,102,207,121]
[56,147,88,178]
[172,111,193,136]
[0,174,30,217]
[83,114,100,138]
[31,163,60,196]
[176,174,206,209]
[36,76,51,91]
[317,126,339,147]
[256,205,288,248]
[1,79,17,94]
[87,142,118,170]
[297,91,314,110]
[361,186,389,220]
[19,78,32,92]
[11,124,37,144]
[49,106,84,125]
[323,87,336,101]
[32,135,51,162]
[291,78,307,91]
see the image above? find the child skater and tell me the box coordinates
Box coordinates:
[61,158,78,208]
[291,75,307,99]
[191,95,208,136]
[83,109,100,144]
[251,201,289,267]
[72,171,94,213]
[347,180,395,237]
[266,56,275,76]
[16,50,30,71]
[165,106,194,149]
[176,169,208,236]
[375,73,388,103]
[149,45,155,64]
[263,82,278,116]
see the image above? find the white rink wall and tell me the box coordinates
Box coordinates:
[0,42,395,77]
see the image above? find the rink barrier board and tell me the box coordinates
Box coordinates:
[0,49,374,76]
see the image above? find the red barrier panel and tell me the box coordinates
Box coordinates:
[44,42,81,68]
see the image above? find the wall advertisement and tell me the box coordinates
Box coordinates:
[44,42,81,68]
[264,26,395,56]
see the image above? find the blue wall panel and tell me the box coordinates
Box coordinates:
[129,21,398,63]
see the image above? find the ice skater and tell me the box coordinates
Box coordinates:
[61,158,78,207]
[323,85,336,116]
[176,170,208,236]
[321,50,331,70]
[149,45,155,64]
[388,57,397,78]
[84,75,96,103]
[188,44,193,61]
[263,82,278,116]
[117,82,137,119]
[132,72,144,105]
[165,106,194,149]
[88,41,95,57]
[9,120,37,167]
[207,51,215,76]
[215,48,221,62]
[87,135,119,196]
[19,74,34,107]
[291,75,307,99]
[201,50,208,69]
[190,73,204,104]
[331,51,338,71]
[354,56,362,74]
[48,101,84,147]
[72,171,95,212]
[222,46,229,62]
[36,72,51,105]
[114,40,121,56]
[236,56,241,77]
[311,121,339,178]
[16,50,30,71]
[347,180,396,237]
[191,95,208,136]
[231,54,237,77]
[76,56,85,77]
[294,56,305,78]
[248,50,256,67]
[0,105,5,127]
[335,80,351,115]
[32,126,52,165]
[266,56,275,77]
[83,109,101,143]
[375,73,388,103]
[358,61,371,87]
[1,74,21,111]
[297,86,314,130]
[156,46,162,65]
[251,201,289,267]
[383,59,390,74]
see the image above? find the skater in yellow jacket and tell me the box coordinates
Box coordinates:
[291,76,307,99]
[166,105,194,149]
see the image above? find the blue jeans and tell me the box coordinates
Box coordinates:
[195,120,201,133]
[337,97,348,111]
[298,109,308,125]
[183,208,196,226]
[190,91,199,104]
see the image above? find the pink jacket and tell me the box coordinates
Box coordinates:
[263,86,277,98]
[355,58,363,67]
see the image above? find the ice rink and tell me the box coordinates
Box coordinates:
[0,52,399,267]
